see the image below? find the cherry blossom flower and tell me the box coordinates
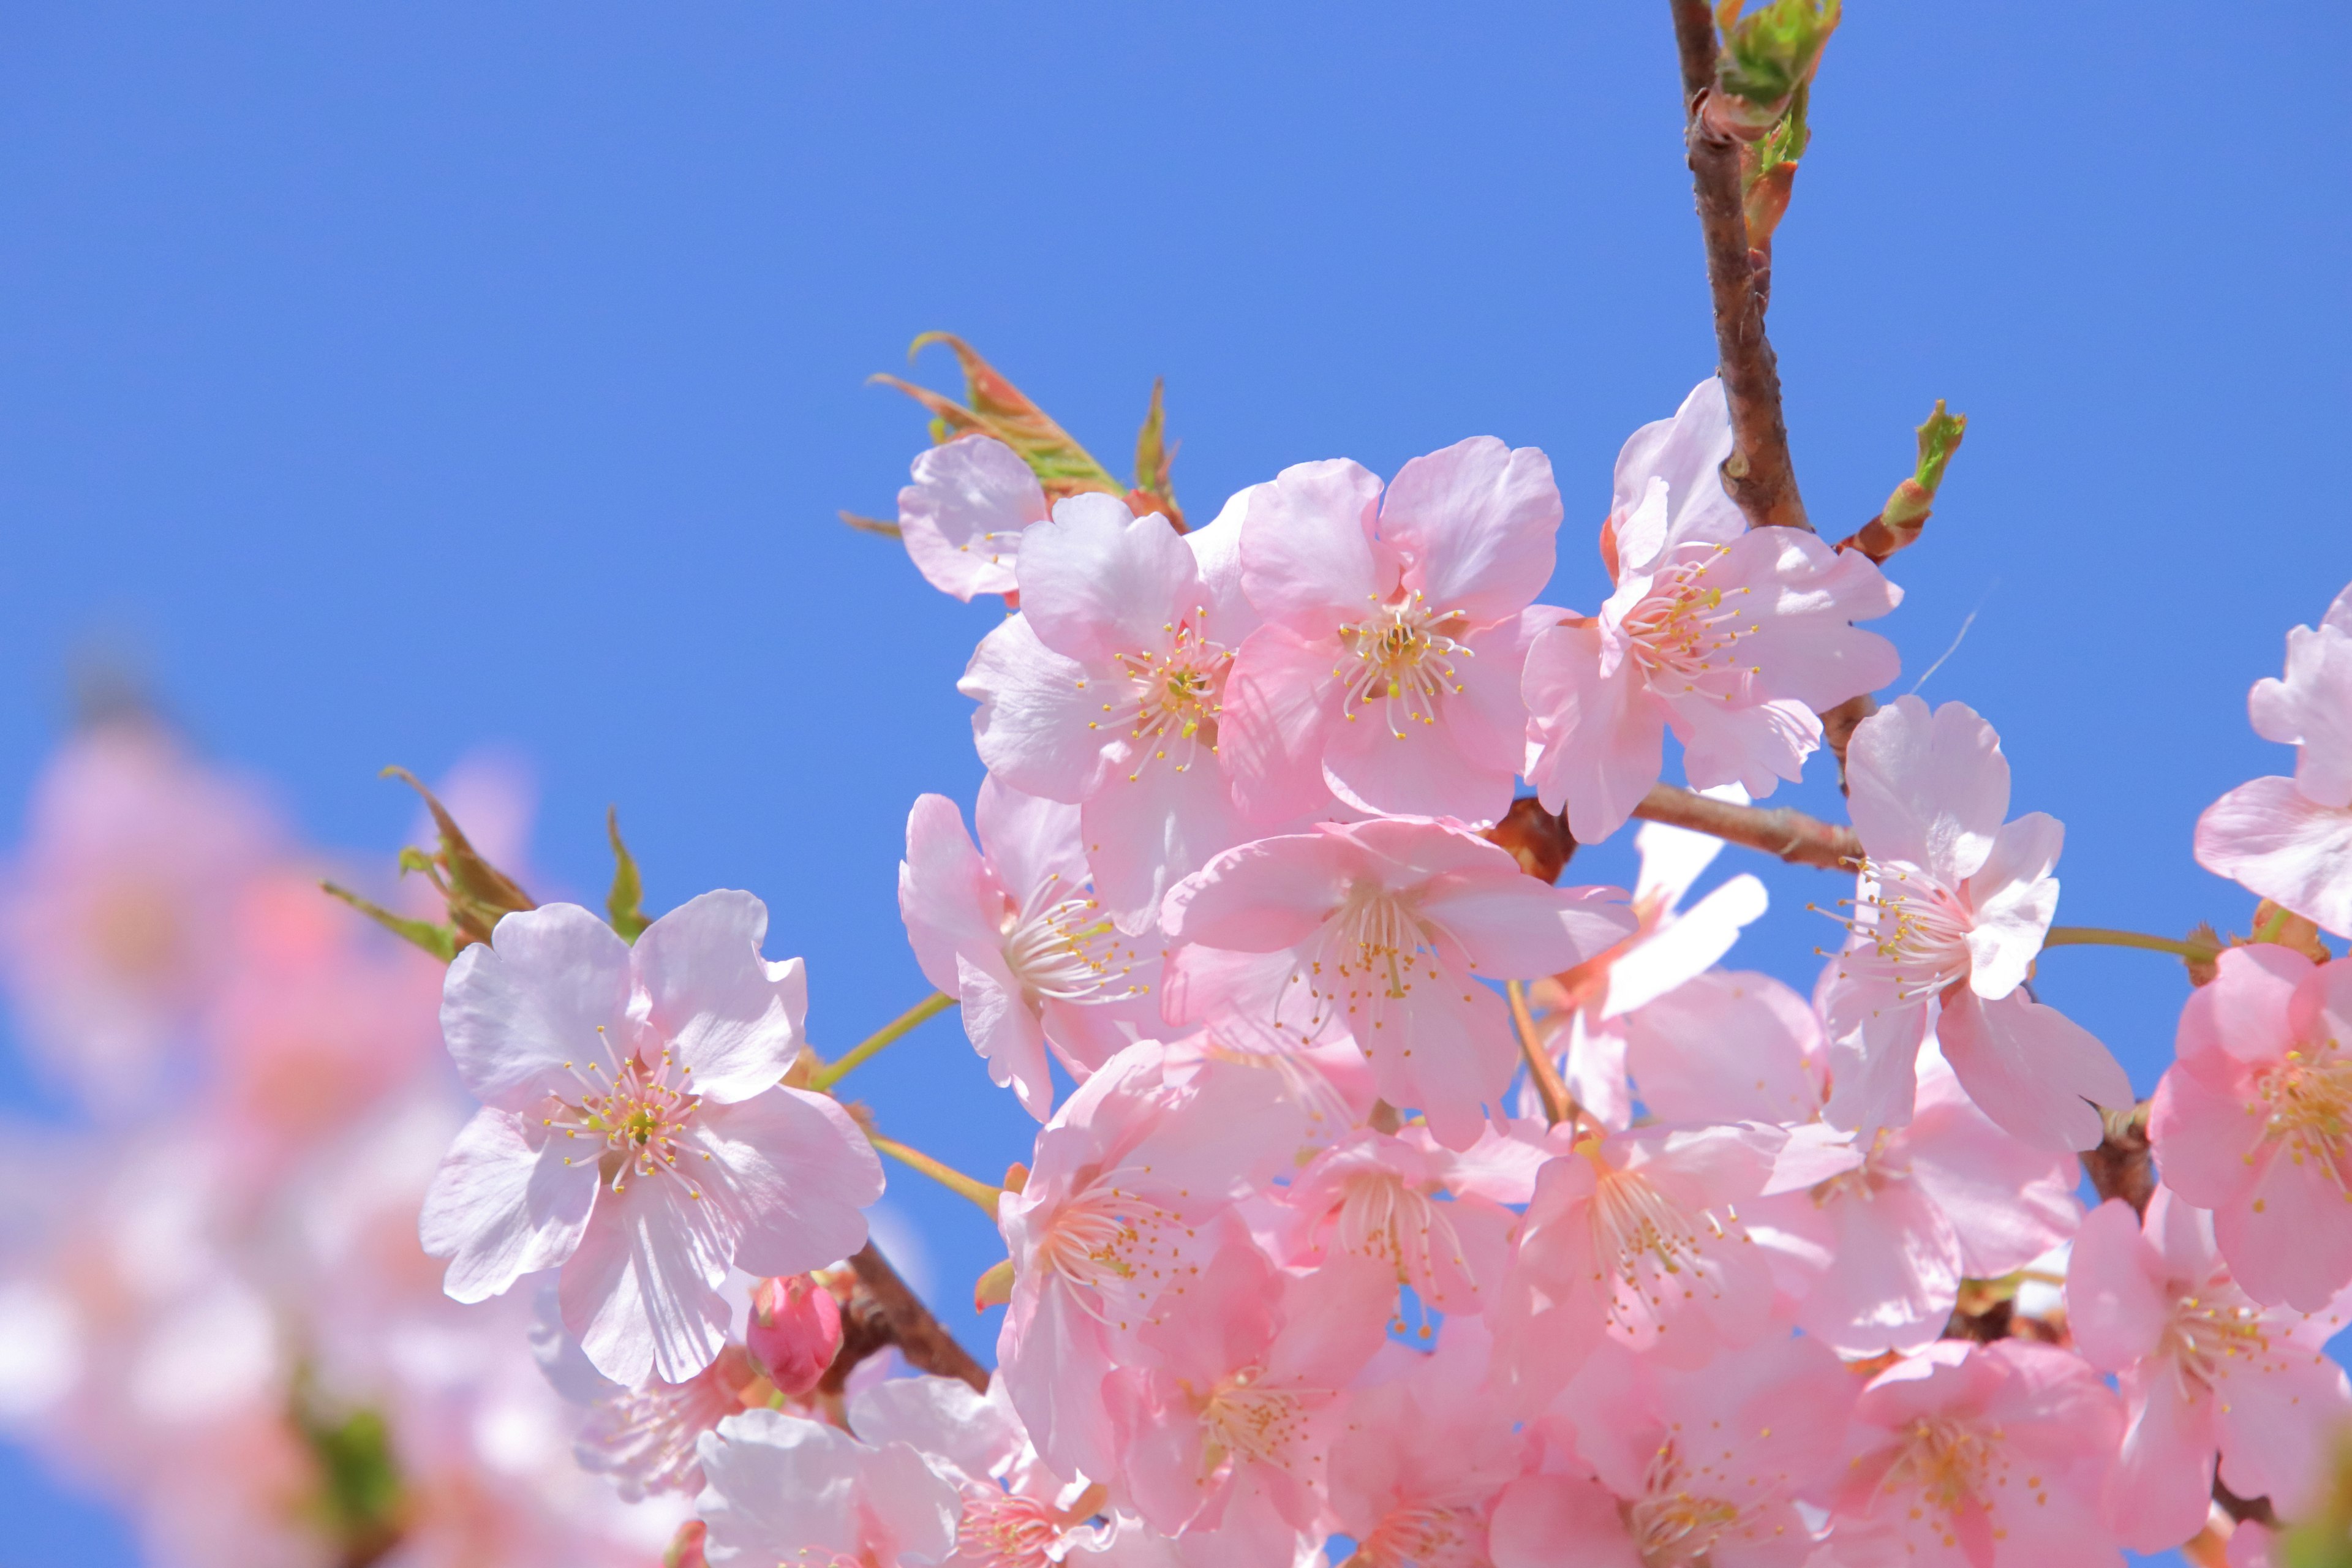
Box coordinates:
[1160,815,1633,1148]
[420,892,883,1385]
[0,718,279,1113]
[849,1374,1107,1568]
[1326,1324,1526,1568]
[901,780,1161,1118]
[1104,1240,1394,1563]
[1818,696,2132,1152]
[995,1040,1306,1482]
[1491,1120,1785,1409]
[1219,436,1563,826]
[2149,944,2352,1310]
[1520,379,1901,845]
[1275,1128,1519,1317]
[2068,1188,2352,1553]
[961,489,1267,929]
[1523,800,1768,1128]
[899,433,1050,601]
[1489,1333,1856,1568]
[2197,582,2352,937]
[1821,1340,2122,1568]
[694,1406,962,1567]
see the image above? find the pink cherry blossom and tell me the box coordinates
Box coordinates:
[995,1040,1307,1482]
[848,1374,1102,1568]
[1520,379,1901,845]
[2149,944,2352,1310]
[1490,1332,1856,1568]
[1160,815,1632,1148]
[899,433,1050,601]
[576,1344,758,1503]
[1327,1324,1528,1568]
[1219,437,1563,825]
[1821,1340,2123,1568]
[694,1405,962,1567]
[1491,1120,1785,1409]
[1275,1127,1519,1317]
[901,779,1161,1118]
[2068,1189,2352,1553]
[2196,582,2352,937]
[420,892,883,1385]
[961,489,1267,929]
[1104,1240,1394,1564]
[1523,801,1768,1128]
[1818,695,2132,1152]
[0,718,280,1114]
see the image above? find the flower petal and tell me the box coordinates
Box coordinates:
[419,1106,597,1302]
[440,903,634,1110]
[634,890,806,1103]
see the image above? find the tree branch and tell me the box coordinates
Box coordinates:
[2078,1102,2157,1218]
[1629,783,1861,870]
[837,1242,989,1393]
[1668,0,1809,533]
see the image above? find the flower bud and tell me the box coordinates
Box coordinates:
[746,1273,842,1396]
[665,1519,708,1568]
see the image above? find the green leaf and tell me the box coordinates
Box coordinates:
[380,766,535,947]
[1714,0,1841,114]
[1130,377,1186,531]
[869,333,1126,505]
[1913,399,1967,494]
[290,1370,405,1558]
[320,881,458,963]
[606,806,651,943]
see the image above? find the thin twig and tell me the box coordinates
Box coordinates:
[1668,0,1809,533]
[1629,783,1861,870]
[1507,979,1577,1128]
[840,1242,989,1393]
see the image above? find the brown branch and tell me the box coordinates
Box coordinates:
[1668,0,1809,533]
[2214,1478,2279,1530]
[840,1242,989,1393]
[1630,783,1861,870]
[2079,1102,2157,1218]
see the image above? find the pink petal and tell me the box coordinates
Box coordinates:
[633,890,807,1103]
[1489,1473,1646,1568]
[2212,1132,2352,1310]
[1905,1052,2081,1278]
[1845,695,2010,884]
[1599,872,1766,1019]
[1221,623,1348,824]
[1159,831,1359,951]
[1378,436,1561,624]
[958,952,1054,1120]
[1082,740,1253,935]
[2249,622,2352,808]
[897,793,1001,996]
[2195,775,2352,937]
[1819,992,1930,1140]
[1319,609,1531,823]
[962,614,1113,801]
[1016,493,1203,666]
[1668,695,1818,799]
[1238,458,1392,630]
[559,1175,734,1386]
[419,1106,597,1302]
[974,775,1088,900]
[440,902,634,1111]
[2212,1346,2352,1516]
[1607,377,1743,576]
[2105,1362,2217,1555]
[897,434,1044,601]
[1420,872,1636,981]
[1726,527,1904,709]
[2148,1052,2268,1209]
[692,1088,882,1278]
[1522,620,1669,845]
[2064,1199,2169,1370]
[1936,988,2130,1152]
[1622,970,1823,1126]
[1962,812,2064,1001]
[1793,1175,1962,1356]
[2179,941,2312,1066]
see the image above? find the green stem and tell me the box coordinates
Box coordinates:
[807,993,957,1093]
[869,1135,1004,1216]
[2041,925,2219,963]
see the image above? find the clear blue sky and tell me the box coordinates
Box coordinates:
[0,4,2342,1563]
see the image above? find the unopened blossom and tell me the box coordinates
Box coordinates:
[1327,1325,1526,1568]
[1523,801,1768,1128]
[695,1406,962,1567]
[1818,696,2132,1152]
[746,1274,842,1398]
[2149,944,2352,1309]
[1491,1120,1785,1409]
[962,489,1267,929]
[1276,1128,1518,1316]
[2068,1189,2352,1553]
[1220,436,1564,825]
[1161,815,1633,1148]
[420,892,883,1385]
[899,433,1050,601]
[1490,1333,1856,1568]
[901,780,1161,1118]
[995,1040,1306,1482]
[1521,379,1901,845]
[1823,1340,2122,1568]
[1104,1241,1394,1565]
[2197,581,2352,937]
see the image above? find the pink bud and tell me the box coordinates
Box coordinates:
[747,1273,842,1396]
[664,1518,708,1568]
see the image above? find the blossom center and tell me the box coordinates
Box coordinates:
[1036,1180,1183,1330]
[1000,885,1149,1008]
[1199,1365,1312,1472]
[1885,1415,2011,1539]
[1298,882,1447,1052]
[954,1491,1063,1568]
[1336,592,1472,739]
[1104,611,1232,780]
[1333,1171,1474,1303]
[1839,861,1976,1002]
[1586,1163,1736,1328]
[1627,1445,1745,1566]
[2163,1291,2273,1393]
[1619,543,1757,697]
[544,1032,707,1198]
[2248,1042,2352,1190]
[1357,1504,1480,1568]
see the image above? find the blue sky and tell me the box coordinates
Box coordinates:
[0,4,2342,1562]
